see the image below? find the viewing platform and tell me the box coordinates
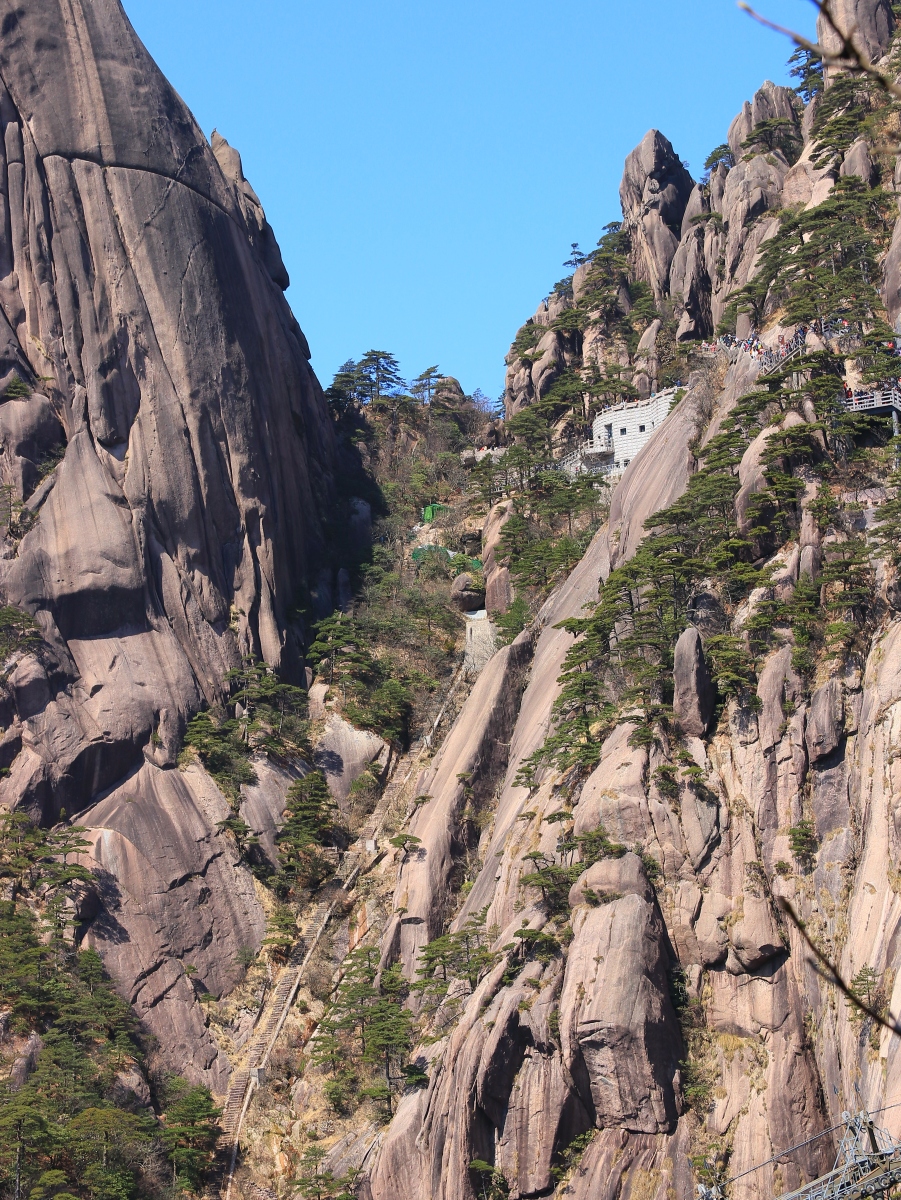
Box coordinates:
[843,386,901,415]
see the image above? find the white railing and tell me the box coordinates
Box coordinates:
[595,386,679,417]
[820,317,861,343]
[843,387,901,413]
[557,440,594,474]
[728,319,866,375]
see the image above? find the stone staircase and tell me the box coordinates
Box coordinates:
[218,880,349,1139]
[214,742,428,1197]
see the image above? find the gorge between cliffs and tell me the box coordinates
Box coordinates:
[4,3,901,1200]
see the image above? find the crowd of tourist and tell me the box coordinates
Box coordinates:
[700,318,869,363]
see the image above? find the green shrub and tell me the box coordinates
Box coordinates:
[182,710,256,801]
[3,373,31,398]
[789,819,818,866]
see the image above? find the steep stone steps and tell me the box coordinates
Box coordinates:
[212,737,432,1197]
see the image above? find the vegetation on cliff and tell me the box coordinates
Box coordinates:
[0,813,219,1200]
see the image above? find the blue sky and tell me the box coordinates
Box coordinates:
[122,0,816,400]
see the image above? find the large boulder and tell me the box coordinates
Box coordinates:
[568,852,655,906]
[314,712,389,805]
[558,892,683,1134]
[451,571,485,612]
[806,678,844,762]
[673,627,715,737]
[840,138,876,184]
[78,761,269,1091]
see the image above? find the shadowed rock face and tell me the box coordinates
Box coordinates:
[0,0,336,821]
[0,0,336,1084]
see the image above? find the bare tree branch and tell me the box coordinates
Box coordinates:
[779,898,901,1035]
[738,0,901,101]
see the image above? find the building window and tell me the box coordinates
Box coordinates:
[620,427,626,436]
[639,424,645,432]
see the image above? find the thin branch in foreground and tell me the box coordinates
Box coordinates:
[738,0,901,101]
[779,897,901,1035]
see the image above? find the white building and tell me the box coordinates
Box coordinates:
[560,388,677,477]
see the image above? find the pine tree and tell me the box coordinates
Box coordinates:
[274,771,338,894]
[847,964,881,1011]
[410,366,441,405]
[326,359,368,422]
[741,116,801,164]
[160,1082,221,1192]
[308,613,376,697]
[0,605,42,663]
[788,46,823,103]
[872,453,901,569]
[357,350,405,405]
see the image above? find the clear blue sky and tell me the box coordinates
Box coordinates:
[122,0,816,400]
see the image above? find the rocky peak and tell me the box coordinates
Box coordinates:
[211,129,291,289]
[619,129,695,303]
[727,80,803,162]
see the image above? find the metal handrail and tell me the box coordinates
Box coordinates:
[758,330,807,376]
[697,1110,901,1200]
[843,387,901,413]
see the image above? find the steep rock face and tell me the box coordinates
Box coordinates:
[817,0,894,78]
[381,631,533,984]
[0,0,334,707]
[363,355,855,1200]
[0,0,336,1085]
[620,130,694,306]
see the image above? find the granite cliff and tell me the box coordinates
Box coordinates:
[0,0,336,1090]
[6,3,901,1200]
[349,5,901,1198]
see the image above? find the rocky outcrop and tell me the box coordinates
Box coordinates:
[673,627,714,737]
[450,571,485,612]
[314,713,389,805]
[502,78,815,413]
[726,81,801,162]
[559,891,683,1134]
[78,761,273,1092]
[841,137,876,182]
[0,0,337,1083]
[620,130,694,305]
